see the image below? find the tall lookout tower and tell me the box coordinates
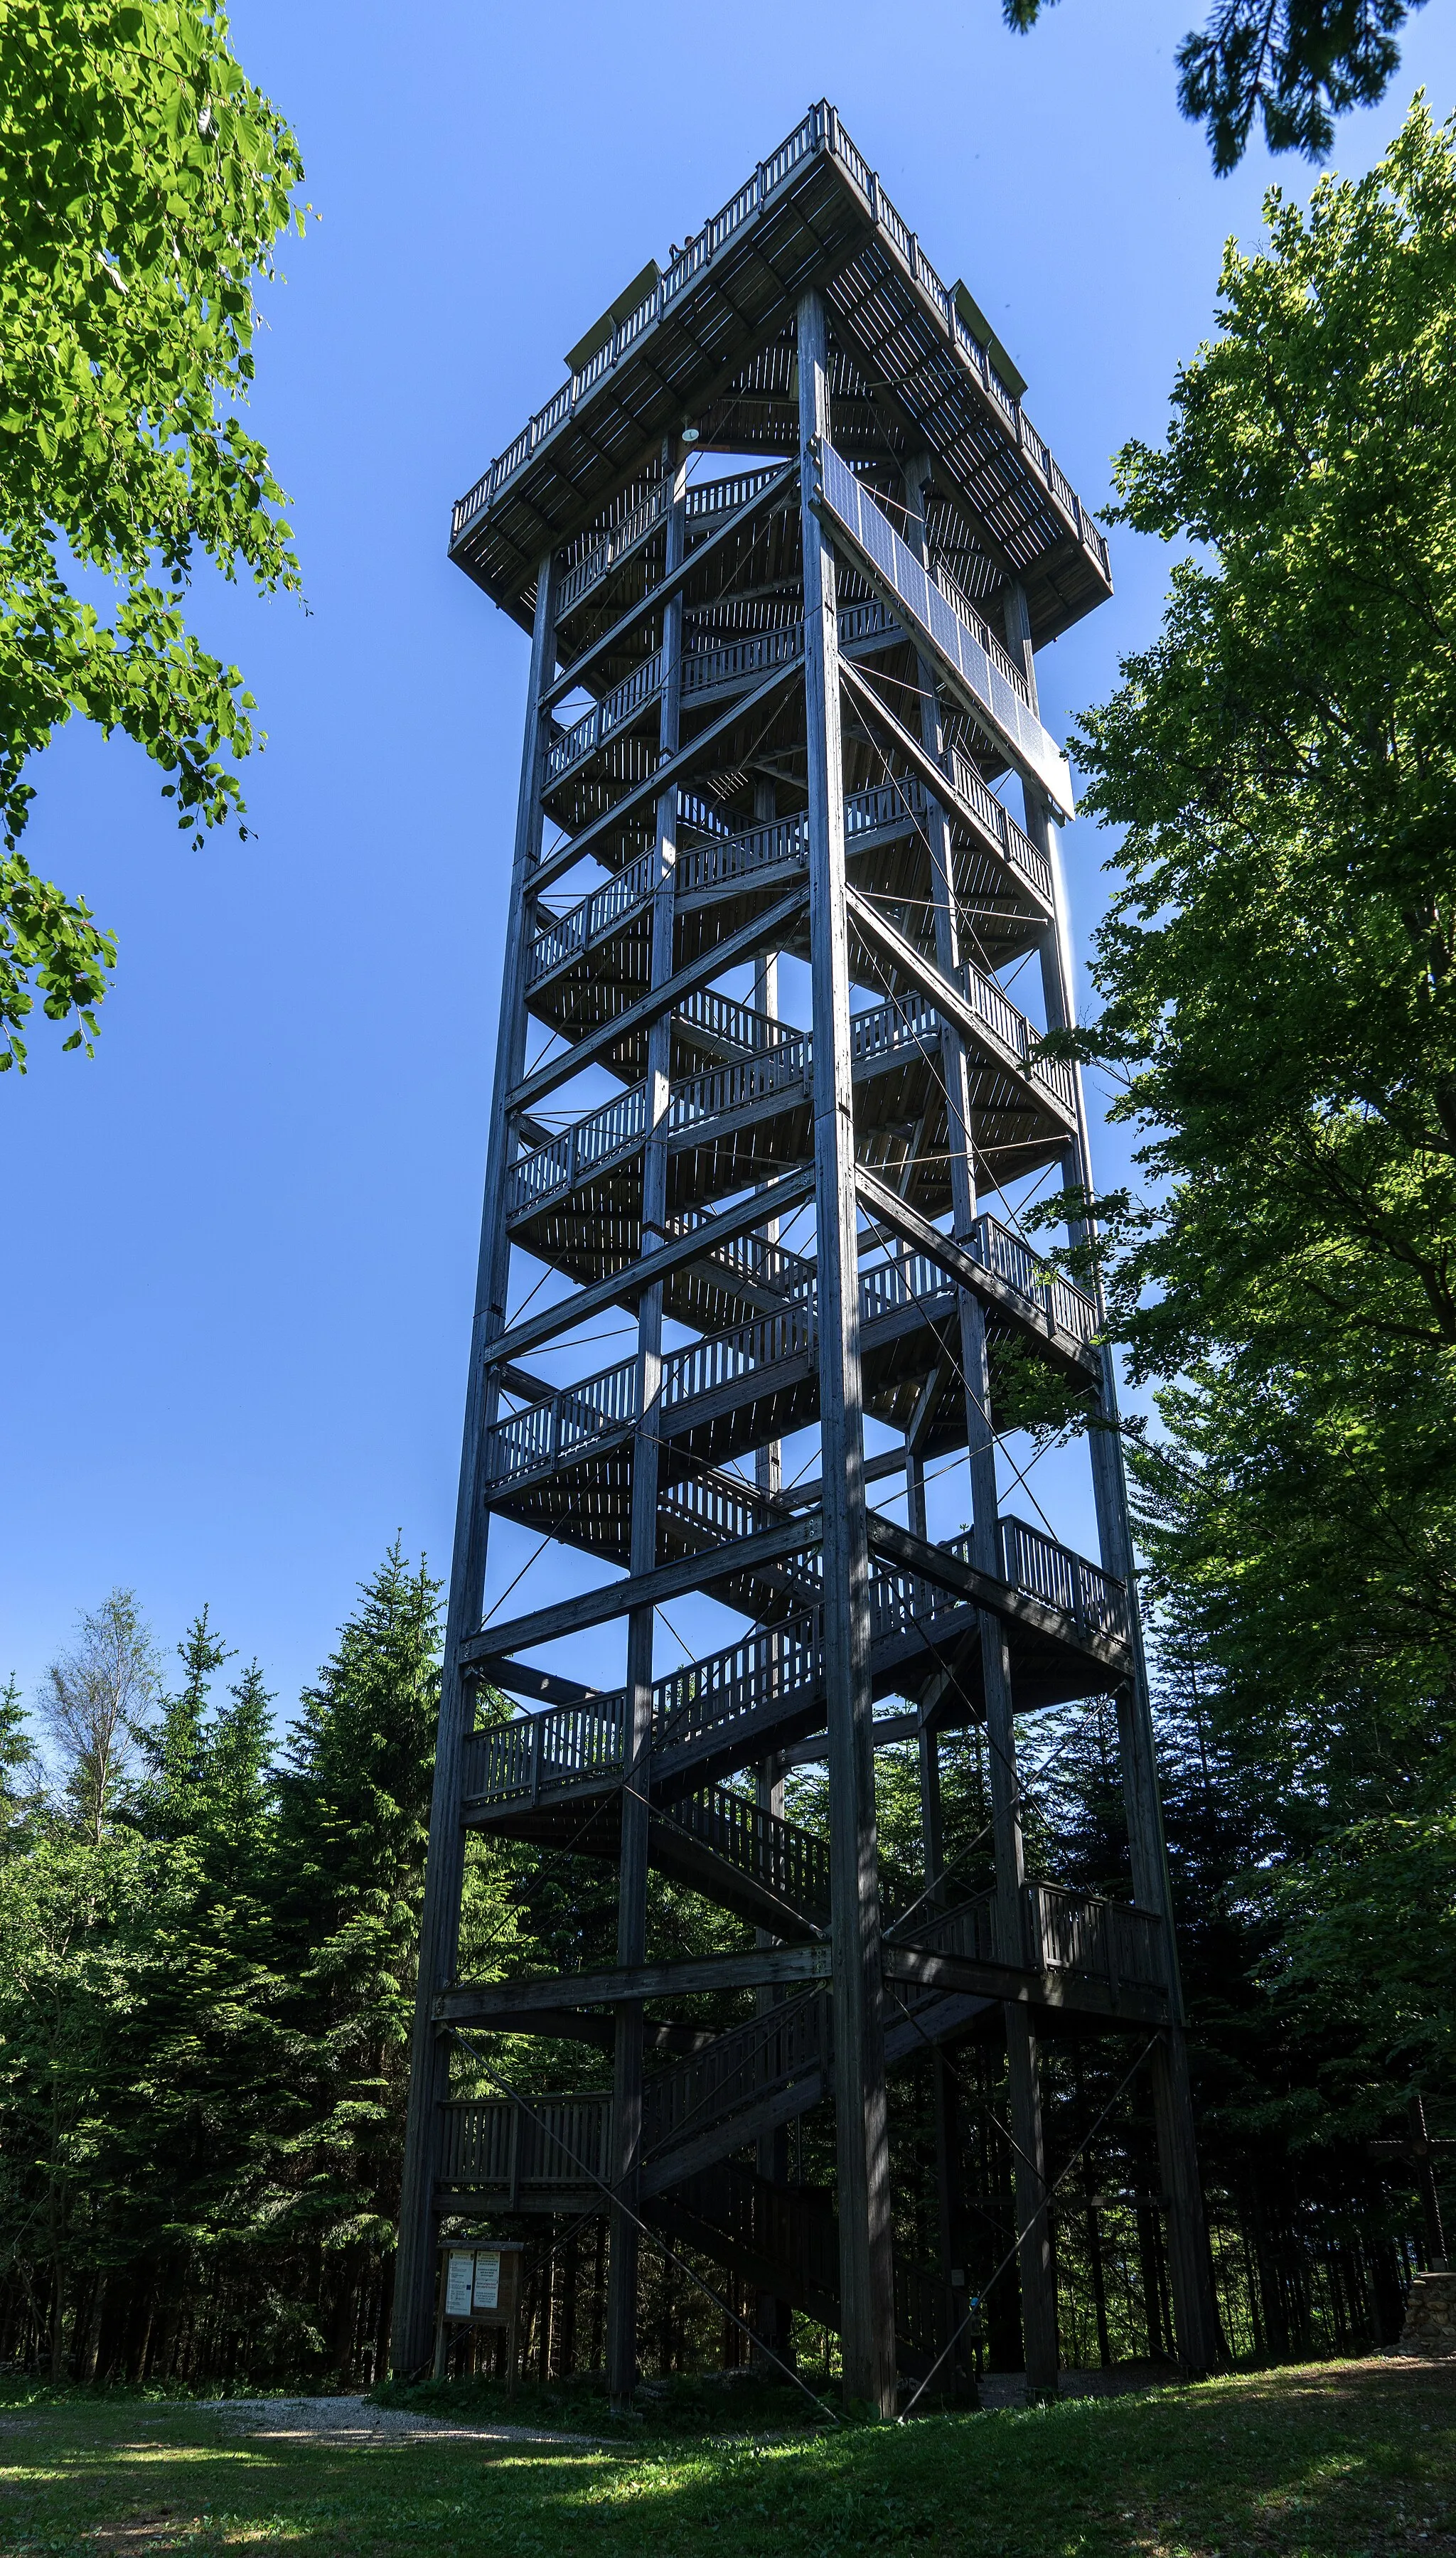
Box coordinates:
[395,105,1219,2412]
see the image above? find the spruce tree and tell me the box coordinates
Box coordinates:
[274,1542,442,2376]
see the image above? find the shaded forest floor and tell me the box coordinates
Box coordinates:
[0,2355,1450,2556]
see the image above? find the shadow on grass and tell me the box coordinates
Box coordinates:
[373,2365,835,2439]
[0,2358,1449,2558]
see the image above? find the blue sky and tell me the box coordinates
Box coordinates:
[6,0,1455,1721]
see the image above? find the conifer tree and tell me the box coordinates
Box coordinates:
[274,1542,442,2374]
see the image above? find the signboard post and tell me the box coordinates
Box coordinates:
[434,2239,526,2389]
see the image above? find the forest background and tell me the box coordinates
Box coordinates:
[2,0,1454,2385]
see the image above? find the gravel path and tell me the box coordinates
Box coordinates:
[188,2394,602,2446]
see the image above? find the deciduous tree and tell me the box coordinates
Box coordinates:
[0,0,305,1066]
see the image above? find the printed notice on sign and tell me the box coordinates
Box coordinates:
[473,2249,501,2311]
[444,2252,476,2319]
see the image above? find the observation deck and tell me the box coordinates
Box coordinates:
[393,107,1219,2414]
[450,103,1111,653]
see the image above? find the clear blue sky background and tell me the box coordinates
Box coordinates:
[6,0,1455,1722]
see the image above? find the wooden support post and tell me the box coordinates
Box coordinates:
[754,1748,793,2370]
[800,286,897,2418]
[608,442,687,2412]
[903,470,1056,2403]
[392,547,557,2377]
[916,1718,973,2399]
[1010,577,1220,2380]
[752,774,783,1508]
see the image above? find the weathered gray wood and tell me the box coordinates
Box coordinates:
[853,1166,1099,1382]
[492,1164,816,1365]
[392,549,558,2379]
[510,883,808,1111]
[609,442,689,2411]
[437,1942,833,2021]
[801,284,897,2420]
[410,161,1206,2421]
[898,466,1057,2403]
[531,656,806,895]
[544,461,798,709]
[1013,584,1220,2379]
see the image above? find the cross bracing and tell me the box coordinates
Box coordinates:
[395,116,1220,2413]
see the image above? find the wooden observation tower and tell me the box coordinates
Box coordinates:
[394,104,1219,2412]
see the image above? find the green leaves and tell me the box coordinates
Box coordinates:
[1005,0,1429,171]
[0,849,114,1064]
[1063,100,1456,2136]
[0,0,306,1065]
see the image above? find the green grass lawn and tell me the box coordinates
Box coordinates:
[0,2357,1450,2557]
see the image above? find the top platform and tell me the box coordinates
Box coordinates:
[449,102,1113,648]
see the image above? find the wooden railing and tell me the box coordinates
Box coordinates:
[681,621,804,698]
[816,438,1074,817]
[463,1695,626,1809]
[947,748,1052,905]
[1028,1880,1165,1992]
[896,1880,1165,1997]
[676,985,799,1059]
[439,2092,612,2195]
[555,481,670,619]
[545,650,663,786]
[436,1889,1162,2196]
[526,847,659,988]
[973,1214,1098,1346]
[544,598,895,793]
[997,1514,1130,1644]
[503,1081,648,1221]
[468,1509,1124,1816]
[668,1211,816,1310]
[450,105,1110,588]
[657,1464,788,1556]
[653,1612,823,1759]
[685,464,786,524]
[643,1986,829,2165]
[484,1243,974,1492]
[525,765,1047,1000]
[666,1780,832,1922]
[677,806,806,901]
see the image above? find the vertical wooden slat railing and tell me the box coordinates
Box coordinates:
[450,106,1110,590]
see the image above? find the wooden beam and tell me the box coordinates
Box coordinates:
[778,1711,918,1769]
[800,284,897,2422]
[436,1942,832,2022]
[780,1446,907,1511]
[853,1165,1100,1383]
[392,546,560,2379]
[836,658,1051,923]
[844,880,1074,1133]
[545,462,798,708]
[864,1511,1133,1675]
[511,884,809,1111]
[532,656,805,895]
[493,1163,816,1365]
[463,1508,824,1667]
[882,1944,1167,2028]
[476,1664,609,1712]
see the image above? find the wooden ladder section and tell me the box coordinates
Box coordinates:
[395,112,1222,2412]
